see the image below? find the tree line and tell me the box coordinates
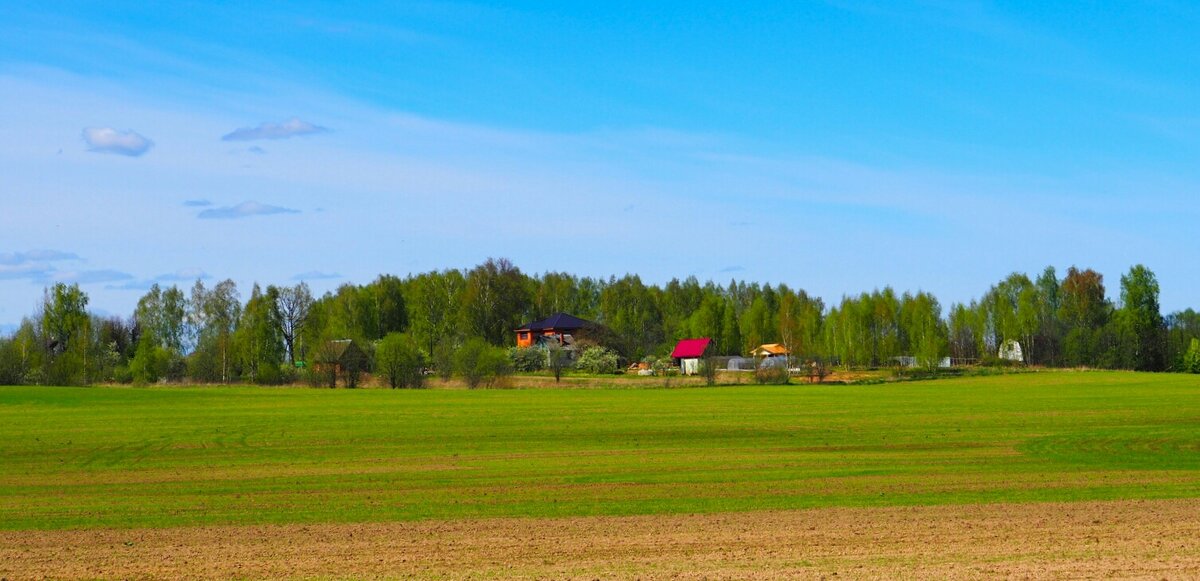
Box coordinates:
[1,258,1198,386]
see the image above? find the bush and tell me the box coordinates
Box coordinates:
[576,346,620,374]
[547,344,570,382]
[651,357,676,388]
[455,339,512,388]
[754,364,790,385]
[433,341,454,381]
[376,333,426,388]
[508,347,545,372]
[1184,338,1200,374]
[299,366,327,388]
[276,363,298,386]
[129,337,166,385]
[699,356,720,386]
[112,365,133,384]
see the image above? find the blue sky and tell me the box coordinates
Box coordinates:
[2,1,1199,329]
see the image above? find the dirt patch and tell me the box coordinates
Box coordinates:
[3,498,1198,579]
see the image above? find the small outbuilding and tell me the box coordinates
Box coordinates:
[670,337,712,375]
[999,340,1024,363]
[313,339,370,387]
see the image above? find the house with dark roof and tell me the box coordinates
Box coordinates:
[514,313,594,349]
[670,337,712,375]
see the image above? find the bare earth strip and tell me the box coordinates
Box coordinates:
[3,499,1199,580]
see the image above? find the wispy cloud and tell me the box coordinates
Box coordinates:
[221,117,328,141]
[719,265,746,273]
[248,146,266,154]
[197,201,300,220]
[293,270,341,281]
[183,199,212,207]
[106,268,211,290]
[51,269,134,285]
[0,263,56,281]
[82,127,154,156]
[0,250,81,281]
[0,249,80,265]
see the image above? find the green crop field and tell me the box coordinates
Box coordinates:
[1,371,1198,531]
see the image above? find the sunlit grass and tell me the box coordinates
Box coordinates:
[1,370,1197,530]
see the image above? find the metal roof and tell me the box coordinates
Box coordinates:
[516,312,592,332]
[670,337,712,359]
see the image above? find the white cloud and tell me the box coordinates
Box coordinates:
[197,201,300,220]
[221,117,328,141]
[81,127,154,156]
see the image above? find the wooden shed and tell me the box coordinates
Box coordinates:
[313,339,370,387]
[670,337,712,375]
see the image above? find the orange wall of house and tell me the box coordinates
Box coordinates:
[516,330,566,348]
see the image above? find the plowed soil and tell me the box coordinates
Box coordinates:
[4,498,1198,579]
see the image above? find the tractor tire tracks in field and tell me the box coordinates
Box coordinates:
[2,498,1199,579]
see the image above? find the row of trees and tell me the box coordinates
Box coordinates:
[1,259,1196,386]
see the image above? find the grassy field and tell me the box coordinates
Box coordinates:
[1,370,1198,531]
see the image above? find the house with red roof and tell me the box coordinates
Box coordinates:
[670,337,712,375]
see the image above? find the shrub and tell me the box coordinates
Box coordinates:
[112,365,133,384]
[455,339,512,388]
[276,363,298,386]
[576,346,620,374]
[376,333,427,388]
[508,347,545,372]
[651,357,675,388]
[1184,338,1200,374]
[754,364,790,385]
[299,366,327,388]
[547,343,570,383]
[129,337,166,385]
[699,356,720,386]
[433,341,455,381]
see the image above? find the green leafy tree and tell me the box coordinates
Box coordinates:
[598,274,663,358]
[190,279,241,383]
[1118,265,1166,371]
[370,275,409,338]
[1058,267,1110,367]
[234,284,285,384]
[274,282,313,365]
[407,270,466,357]
[461,258,530,345]
[41,283,92,385]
